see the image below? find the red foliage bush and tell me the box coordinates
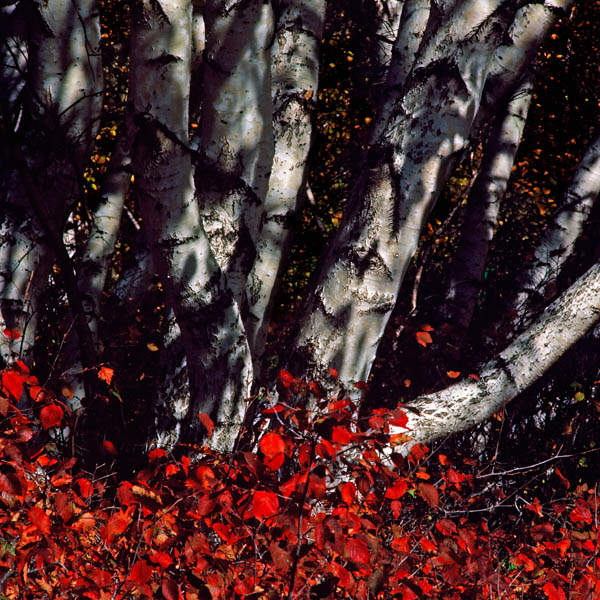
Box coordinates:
[0,365,599,599]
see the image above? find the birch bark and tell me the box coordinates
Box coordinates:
[196,0,275,307]
[288,0,568,387]
[246,0,326,364]
[0,0,103,367]
[509,132,600,329]
[130,0,253,452]
[394,260,600,448]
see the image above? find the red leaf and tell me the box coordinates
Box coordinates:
[3,328,21,339]
[0,395,7,416]
[195,466,217,490]
[102,440,118,457]
[542,582,566,600]
[415,331,433,346]
[525,497,543,517]
[2,370,23,400]
[408,443,429,462]
[420,537,437,553]
[162,579,180,600]
[554,466,570,489]
[570,504,592,524]
[260,432,285,458]
[29,506,51,534]
[148,448,166,462]
[341,482,356,505]
[129,559,152,586]
[55,491,73,522]
[332,425,353,445]
[198,412,214,438]
[150,552,173,569]
[40,403,63,429]
[418,482,439,507]
[385,479,408,500]
[329,368,339,379]
[248,490,279,520]
[345,537,370,565]
[389,408,408,428]
[278,369,294,387]
[105,510,132,543]
[97,366,114,384]
[77,478,93,500]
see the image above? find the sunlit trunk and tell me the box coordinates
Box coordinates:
[246,0,326,367]
[130,0,253,452]
[196,0,275,307]
[395,260,600,450]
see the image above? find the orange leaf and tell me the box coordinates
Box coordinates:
[97,366,114,384]
[40,403,63,429]
[415,331,433,347]
[446,370,460,378]
[105,510,132,543]
[29,506,51,534]
[420,323,434,332]
[198,412,214,438]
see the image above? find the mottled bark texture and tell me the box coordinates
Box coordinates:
[394,261,600,449]
[0,0,103,367]
[196,0,275,307]
[130,0,253,453]
[245,0,326,367]
[509,132,600,329]
[287,0,570,387]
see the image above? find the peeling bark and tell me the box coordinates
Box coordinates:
[288,0,544,386]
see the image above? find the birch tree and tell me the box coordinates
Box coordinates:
[2,0,598,457]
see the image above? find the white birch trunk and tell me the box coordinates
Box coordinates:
[196,0,274,306]
[509,132,600,329]
[0,0,103,367]
[78,134,130,342]
[130,0,253,453]
[441,77,533,330]
[245,0,326,364]
[394,261,600,448]
[289,0,552,386]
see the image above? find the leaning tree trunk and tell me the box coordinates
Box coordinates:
[508,131,600,330]
[392,260,600,450]
[130,0,253,453]
[0,0,103,373]
[440,76,533,331]
[287,0,571,388]
[245,0,326,367]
